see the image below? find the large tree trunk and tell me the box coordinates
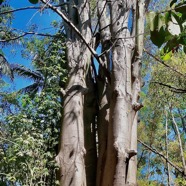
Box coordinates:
[101,1,146,185]
[84,70,97,186]
[96,1,111,186]
[56,0,93,185]
[101,1,135,185]
[127,1,146,185]
[51,0,148,185]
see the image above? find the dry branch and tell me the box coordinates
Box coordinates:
[138,139,184,175]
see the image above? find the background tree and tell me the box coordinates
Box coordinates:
[0,32,67,185]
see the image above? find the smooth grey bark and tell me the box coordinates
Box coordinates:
[165,111,171,186]
[102,1,136,185]
[41,0,148,185]
[127,1,146,185]
[96,74,110,186]
[99,0,146,185]
[171,111,186,176]
[96,1,111,186]
[56,0,93,185]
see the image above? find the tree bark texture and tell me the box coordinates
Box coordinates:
[102,1,135,185]
[96,1,111,186]
[53,0,147,185]
[171,111,186,176]
[84,70,97,186]
[56,0,92,185]
[165,111,171,186]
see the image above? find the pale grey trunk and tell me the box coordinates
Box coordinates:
[56,0,92,185]
[96,77,110,186]
[171,111,186,176]
[96,1,111,186]
[127,114,138,185]
[102,1,135,185]
[127,1,146,185]
[101,0,146,185]
[165,111,171,186]
[54,0,148,185]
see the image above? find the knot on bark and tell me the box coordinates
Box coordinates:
[81,147,86,156]
[55,154,62,166]
[132,102,143,111]
[126,149,137,160]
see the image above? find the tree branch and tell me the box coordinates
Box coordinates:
[0,32,60,42]
[144,49,185,77]
[151,81,186,94]
[0,4,66,16]
[138,139,184,175]
[40,0,112,82]
[40,0,99,61]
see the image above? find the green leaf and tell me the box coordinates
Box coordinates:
[178,35,186,45]
[29,0,39,4]
[163,37,179,53]
[162,51,172,61]
[150,27,167,47]
[146,11,156,31]
[150,14,165,32]
[165,11,171,24]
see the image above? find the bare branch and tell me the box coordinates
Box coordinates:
[39,0,112,82]
[0,32,60,42]
[40,0,99,60]
[138,139,184,175]
[171,111,186,175]
[151,81,186,94]
[0,4,66,16]
[144,49,185,77]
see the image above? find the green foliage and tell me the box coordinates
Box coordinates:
[0,54,13,79]
[0,33,67,185]
[138,51,186,184]
[137,180,161,186]
[175,176,186,185]
[147,0,186,56]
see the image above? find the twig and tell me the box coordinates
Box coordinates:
[0,4,66,16]
[144,49,185,77]
[151,81,186,94]
[138,139,184,174]
[40,0,99,61]
[0,32,60,42]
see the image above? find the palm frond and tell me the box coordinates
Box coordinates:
[11,64,44,82]
[0,54,13,80]
[18,82,44,96]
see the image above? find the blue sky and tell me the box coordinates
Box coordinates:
[2,0,60,90]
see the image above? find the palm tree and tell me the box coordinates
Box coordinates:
[0,53,13,80]
[10,64,45,96]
